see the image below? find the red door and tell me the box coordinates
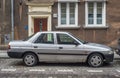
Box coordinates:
[34,18,47,33]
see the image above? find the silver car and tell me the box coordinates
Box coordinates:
[7,31,114,67]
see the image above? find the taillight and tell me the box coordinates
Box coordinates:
[8,45,11,49]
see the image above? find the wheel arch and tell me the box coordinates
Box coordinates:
[86,52,105,62]
[22,51,39,61]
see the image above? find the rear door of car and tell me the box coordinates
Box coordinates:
[32,33,58,62]
[56,33,86,62]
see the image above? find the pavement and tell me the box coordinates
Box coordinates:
[0,50,9,58]
[0,50,120,60]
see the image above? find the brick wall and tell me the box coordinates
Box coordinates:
[0,0,11,44]
[52,0,120,47]
[14,0,28,40]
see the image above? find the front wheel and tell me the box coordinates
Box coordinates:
[23,53,38,66]
[88,53,104,67]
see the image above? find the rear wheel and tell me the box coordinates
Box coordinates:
[88,53,104,67]
[23,53,38,66]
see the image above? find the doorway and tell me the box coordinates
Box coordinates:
[34,18,47,33]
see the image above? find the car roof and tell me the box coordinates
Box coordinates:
[27,31,70,42]
[37,31,69,34]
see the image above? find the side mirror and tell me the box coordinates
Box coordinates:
[74,42,79,46]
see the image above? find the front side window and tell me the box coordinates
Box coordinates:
[58,3,78,26]
[35,33,54,44]
[57,34,77,44]
[85,2,106,27]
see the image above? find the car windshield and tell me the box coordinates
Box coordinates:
[69,33,88,44]
[23,34,35,41]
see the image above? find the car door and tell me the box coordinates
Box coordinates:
[32,33,58,62]
[56,33,87,62]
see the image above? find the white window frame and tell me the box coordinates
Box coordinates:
[85,1,106,28]
[58,2,78,27]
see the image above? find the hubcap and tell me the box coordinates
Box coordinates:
[24,55,35,66]
[90,55,102,67]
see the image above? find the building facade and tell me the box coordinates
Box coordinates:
[0,0,120,47]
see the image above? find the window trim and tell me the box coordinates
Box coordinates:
[58,2,78,27]
[85,1,106,28]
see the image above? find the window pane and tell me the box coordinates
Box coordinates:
[97,2,102,24]
[88,2,94,24]
[89,2,94,7]
[97,18,102,24]
[35,33,54,44]
[70,3,75,24]
[88,18,94,24]
[61,3,66,25]
[0,0,1,8]
[57,34,76,44]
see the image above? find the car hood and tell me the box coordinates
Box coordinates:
[84,42,111,51]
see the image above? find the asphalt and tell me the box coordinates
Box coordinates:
[0,50,120,60]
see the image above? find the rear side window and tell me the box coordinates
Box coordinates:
[35,33,54,44]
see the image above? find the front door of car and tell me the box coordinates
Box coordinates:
[56,33,85,62]
[33,33,58,62]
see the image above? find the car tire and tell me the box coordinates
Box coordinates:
[88,53,104,67]
[23,53,38,66]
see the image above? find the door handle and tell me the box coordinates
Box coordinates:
[59,47,63,49]
[34,46,38,48]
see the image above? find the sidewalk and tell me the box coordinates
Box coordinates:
[0,50,120,60]
[0,50,9,58]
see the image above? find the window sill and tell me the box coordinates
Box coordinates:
[84,26,109,29]
[56,26,80,29]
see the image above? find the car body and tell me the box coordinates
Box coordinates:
[7,31,114,67]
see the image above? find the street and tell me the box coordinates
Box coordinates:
[0,50,120,78]
[0,58,120,78]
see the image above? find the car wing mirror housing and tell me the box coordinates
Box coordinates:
[74,42,79,46]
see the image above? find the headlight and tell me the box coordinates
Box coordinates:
[108,50,114,54]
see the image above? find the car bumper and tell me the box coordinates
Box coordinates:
[7,51,23,58]
[104,53,114,63]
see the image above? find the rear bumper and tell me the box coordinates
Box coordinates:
[7,51,23,58]
[104,53,114,63]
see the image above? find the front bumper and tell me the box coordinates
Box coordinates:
[115,49,120,55]
[104,53,114,63]
[7,51,23,58]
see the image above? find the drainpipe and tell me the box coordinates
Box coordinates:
[11,0,14,40]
